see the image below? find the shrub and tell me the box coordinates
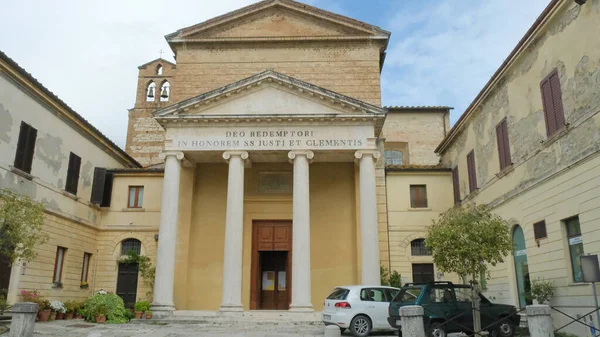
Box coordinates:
[64,300,78,313]
[0,296,10,315]
[134,301,151,312]
[529,278,554,304]
[84,293,130,324]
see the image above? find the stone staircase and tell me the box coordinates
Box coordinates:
[131,310,324,327]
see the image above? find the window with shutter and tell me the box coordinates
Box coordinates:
[410,185,428,208]
[496,119,511,171]
[533,221,547,240]
[13,122,37,174]
[65,152,81,195]
[467,150,477,193]
[540,69,565,137]
[452,167,460,205]
[91,168,107,204]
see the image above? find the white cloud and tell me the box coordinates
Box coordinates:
[381,0,549,123]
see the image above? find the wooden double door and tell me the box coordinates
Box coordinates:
[250,221,292,310]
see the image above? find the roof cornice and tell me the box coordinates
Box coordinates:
[435,0,567,154]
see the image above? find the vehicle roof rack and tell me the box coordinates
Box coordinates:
[402,281,454,286]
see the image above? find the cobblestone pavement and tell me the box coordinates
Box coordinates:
[31,320,327,337]
[29,320,397,336]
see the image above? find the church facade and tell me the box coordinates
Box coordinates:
[1,0,599,332]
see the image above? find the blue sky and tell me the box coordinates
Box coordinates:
[0,0,549,147]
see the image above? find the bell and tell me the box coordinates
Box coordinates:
[160,87,169,99]
[147,88,154,98]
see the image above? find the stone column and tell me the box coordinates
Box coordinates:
[9,302,38,337]
[220,151,249,312]
[151,151,184,316]
[355,150,381,285]
[288,150,314,312]
[400,305,426,337]
[526,305,555,337]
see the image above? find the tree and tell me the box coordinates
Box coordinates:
[426,204,512,336]
[0,188,48,264]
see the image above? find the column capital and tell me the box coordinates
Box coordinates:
[354,150,381,161]
[288,150,314,163]
[159,151,184,161]
[222,151,249,162]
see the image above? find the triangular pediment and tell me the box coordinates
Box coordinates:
[166,0,389,41]
[154,70,386,118]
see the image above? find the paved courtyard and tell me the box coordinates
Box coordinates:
[26,320,397,337]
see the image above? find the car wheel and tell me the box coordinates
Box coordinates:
[427,322,448,337]
[491,323,515,337]
[350,315,372,337]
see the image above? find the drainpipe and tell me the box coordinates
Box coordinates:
[92,249,99,293]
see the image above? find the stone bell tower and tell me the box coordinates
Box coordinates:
[125,58,176,167]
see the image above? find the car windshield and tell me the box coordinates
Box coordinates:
[393,286,422,303]
[327,288,349,300]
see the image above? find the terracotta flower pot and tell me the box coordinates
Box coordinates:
[96,315,106,323]
[135,311,143,319]
[56,312,64,320]
[38,309,51,322]
[145,313,152,319]
[65,312,74,320]
[50,312,57,321]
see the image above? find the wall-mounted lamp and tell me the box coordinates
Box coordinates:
[574,0,587,5]
[154,234,159,241]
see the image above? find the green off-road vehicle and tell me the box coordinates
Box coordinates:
[387,282,520,337]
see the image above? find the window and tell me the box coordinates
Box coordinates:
[541,69,565,137]
[411,239,431,256]
[410,185,428,208]
[326,288,349,300]
[566,217,584,282]
[467,150,477,193]
[65,152,81,195]
[160,81,170,102]
[360,288,387,302]
[121,238,141,255]
[156,64,163,75]
[128,186,144,208]
[533,221,547,240]
[496,118,512,171]
[14,122,37,174]
[452,167,460,205]
[423,285,453,304]
[146,82,156,102]
[81,253,92,282]
[412,263,434,283]
[53,247,67,283]
[384,150,403,165]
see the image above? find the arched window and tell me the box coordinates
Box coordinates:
[121,238,141,255]
[146,82,156,102]
[385,150,403,165]
[156,64,163,75]
[160,81,170,102]
[411,238,431,256]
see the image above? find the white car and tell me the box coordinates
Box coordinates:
[322,285,400,337]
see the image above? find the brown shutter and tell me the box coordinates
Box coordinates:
[549,71,565,131]
[540,77,556,136]
[410,186,417,208]
[467,150,477,193]
[496,122,506,170]
[101,172,114,207]
[452,167,460,205]
[23,125,37,174]
[14,122,28,170]
[501,120,511,166]
[90,168,107,204]
[66,153,81,194]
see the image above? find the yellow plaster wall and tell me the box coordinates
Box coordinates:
[182,162,358,311]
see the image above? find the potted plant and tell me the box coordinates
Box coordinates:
[76,307,86,319]
[49,310,57,321]
[80,282,89,290]
[95,304,109,323]
[134,301,150,319]
[529,278,554,305]
[50,300,66,319]
[37,299,51,322]
[145,310,152,319]
[64,300,76,319]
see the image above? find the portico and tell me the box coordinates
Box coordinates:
[149,71,386,315]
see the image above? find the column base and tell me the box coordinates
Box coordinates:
[150,303,176,318]
[219,304,244,313]
[289,305,314,313]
